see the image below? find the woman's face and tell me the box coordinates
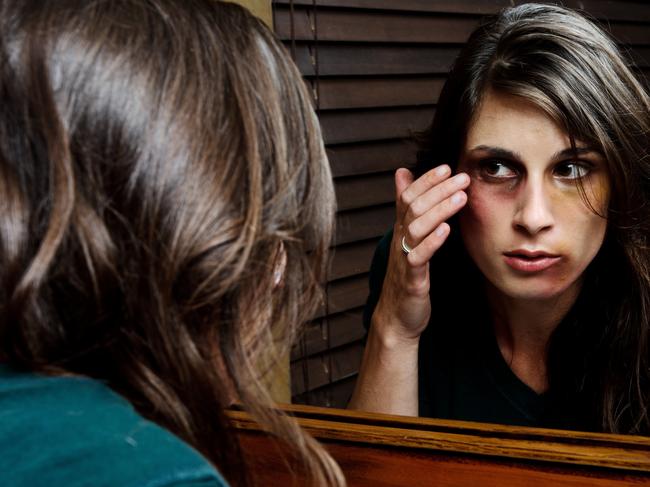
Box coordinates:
[457,90,610,302]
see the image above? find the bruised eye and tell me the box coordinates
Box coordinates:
[479,160,517,179]
[554,161,592,180]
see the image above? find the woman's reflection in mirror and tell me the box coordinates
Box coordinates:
[350,3,650,435]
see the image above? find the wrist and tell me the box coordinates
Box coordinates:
[370,310,421,351]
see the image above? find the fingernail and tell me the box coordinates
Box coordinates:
[452,192,464,205]
[436,165,449,177]
[435,225,446,237]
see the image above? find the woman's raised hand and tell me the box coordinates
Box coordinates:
[349,165,468,414]
[372,165,470,342]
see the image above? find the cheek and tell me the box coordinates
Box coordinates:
[558,172,610,228]
[564,202,608,259]
[556,180,609,254]
[459,181,511,242]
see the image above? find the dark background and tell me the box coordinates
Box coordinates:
[271,0,650,409]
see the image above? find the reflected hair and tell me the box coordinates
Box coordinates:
[418,3,650,434]
[0,0,344,484]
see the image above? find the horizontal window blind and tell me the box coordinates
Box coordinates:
[273,0,650,408]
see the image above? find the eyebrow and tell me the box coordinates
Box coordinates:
[466,145,602,161]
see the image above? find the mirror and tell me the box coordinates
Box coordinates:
[273,0,650,438]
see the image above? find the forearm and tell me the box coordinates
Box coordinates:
[348,313,420,416]
[349,165,462,416]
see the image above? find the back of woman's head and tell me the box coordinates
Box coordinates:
[419,3,650,434]
[0,0,342,483]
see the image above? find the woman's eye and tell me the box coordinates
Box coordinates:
[479,160,517,179]
[554,162,591,180]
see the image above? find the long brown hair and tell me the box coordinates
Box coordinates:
[417,3,650,434]
[0,0,344,484]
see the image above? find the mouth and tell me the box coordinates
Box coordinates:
[503,250,562,273]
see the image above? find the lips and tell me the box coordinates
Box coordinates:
[503,249,562,273]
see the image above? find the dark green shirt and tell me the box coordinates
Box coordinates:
[363,230,587,429]
[0,364,228,487]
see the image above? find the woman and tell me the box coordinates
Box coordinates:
[350,3,650,435]
[0,1,344,486]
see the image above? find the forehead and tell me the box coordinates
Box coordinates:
[464,90,573,156]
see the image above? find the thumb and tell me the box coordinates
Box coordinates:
[395,167,414,219]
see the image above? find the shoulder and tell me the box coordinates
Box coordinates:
[0,365,228,487]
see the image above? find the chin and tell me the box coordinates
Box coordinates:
[496,277,578,302]
[504,287,567,302]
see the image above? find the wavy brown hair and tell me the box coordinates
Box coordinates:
[417,3,650,434]
[0,0,344,484]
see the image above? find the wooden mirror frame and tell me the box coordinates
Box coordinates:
[229,404,650,486]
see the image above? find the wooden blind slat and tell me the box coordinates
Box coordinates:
[321,107,433,144]
[330,342,364,383]
[273,0,511,15]
[289,44,460,76]
[336,205,394,245]
[277,7,650,46]
[560,0,650,22]
[317,77,445,109]
[291,354,326,395]
[291,375,357,408]
[330,238,381,280]
[291,44,650,78]
[291,342,364,395]
[336,172,395,211]
[326,274,368,315]
[275,8,480,43]
[313,273,369,318]
[292,309,367,360]
[275,0,650,22]
[328,141,417,178]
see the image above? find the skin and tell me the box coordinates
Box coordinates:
[458,90,610,392]
[458,91,609,303]
[349,90,610,414]
[348,164,469,415]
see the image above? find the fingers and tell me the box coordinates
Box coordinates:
[385,165,461,337]
[394,164,470,267]
[396,165,449,220]
[406,172,470,222]
[402,165,451,204]
[404,187,467,260]
[406,179,468,240]
[407,222,450,267]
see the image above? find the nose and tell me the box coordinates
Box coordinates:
[512,177,554,235]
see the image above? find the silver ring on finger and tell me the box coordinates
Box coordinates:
[400,235,413,255]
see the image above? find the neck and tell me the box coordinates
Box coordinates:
[486,280,582,394]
